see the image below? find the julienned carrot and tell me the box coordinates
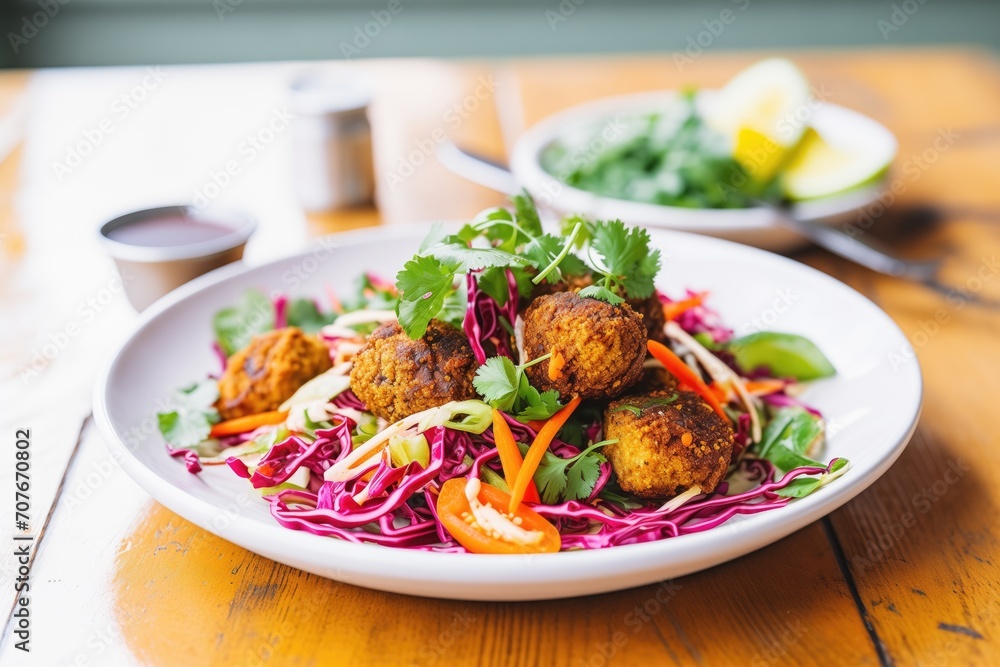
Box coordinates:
[491,410,540,504]
[508,396,582,513]
[210,410,288,438]
[647,340,728,421]
[744,379,788,395]
[662,293,706,321]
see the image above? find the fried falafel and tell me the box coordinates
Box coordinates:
[350,320,478,423]
[216,327,332,420]
[524,273,666,342]
[522,292,646,400]
[604,387,734,498]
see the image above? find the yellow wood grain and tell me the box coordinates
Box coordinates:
[108,503,874,667]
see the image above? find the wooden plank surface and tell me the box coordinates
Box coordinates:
[4,48,1000,666]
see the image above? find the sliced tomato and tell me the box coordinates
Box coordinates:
[437,478,561,555]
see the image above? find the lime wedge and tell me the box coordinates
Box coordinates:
[781,126,893,201]
[704,59,812,182]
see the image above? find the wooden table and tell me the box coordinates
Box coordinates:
[3,48,1000,666]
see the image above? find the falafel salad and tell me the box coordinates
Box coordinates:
[156,194,849,554]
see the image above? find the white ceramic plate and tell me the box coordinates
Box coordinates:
[509,91,898,251]
[94,226,922,601]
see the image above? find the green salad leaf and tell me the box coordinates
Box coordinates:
[213,289,274,356]
[775,458,850,498]
[157,380,221,448]
[286,298,336,333]
[756,407,825,473]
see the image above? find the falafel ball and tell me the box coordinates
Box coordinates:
[524,273,666,343]
[604,388,734,498]
[216,327,332,420]
[349,320,478,423]
[522,291,646,400]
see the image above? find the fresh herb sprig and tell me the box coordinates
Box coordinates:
[472,354,564,421]
[609,393,679,417]
[577,220,662,306]
[519,439,618,503]
[394,192,589,338]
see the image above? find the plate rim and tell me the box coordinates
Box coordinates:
[92,225,923,600]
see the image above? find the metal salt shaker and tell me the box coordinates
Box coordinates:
[289,71,375,211]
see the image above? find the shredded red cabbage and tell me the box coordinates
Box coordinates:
[463,270,519,364]
[227,417,354,488]
[273,293,288,329]
[659,289,733,343]
[762,392,824,418]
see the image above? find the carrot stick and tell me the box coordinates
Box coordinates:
[491,410,540,503]
[210,410,288,438]
[663,293,706,321]
[744,379,788,395]
[647,340,728,421]
[508,396,582,513]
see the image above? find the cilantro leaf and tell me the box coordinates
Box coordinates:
[518,439,616,503]
[515,385,562,421]
[511,191,544,239]
[424,241,528,273]
[578,284,624,305]
[395,255,457,339]
[581,220,662,301]
[157,380,221,448]
[213,289,274,356]
[522,233,588,285]
[472,356,520,412]
[473,354,565,418]
[418,222,451,253]
[609,394,679,417]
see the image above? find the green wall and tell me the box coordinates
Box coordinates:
[3,0,998,68]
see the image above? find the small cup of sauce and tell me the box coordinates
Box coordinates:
[98,205,256,311]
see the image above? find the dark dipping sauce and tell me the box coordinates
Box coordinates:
[106,214,235,247]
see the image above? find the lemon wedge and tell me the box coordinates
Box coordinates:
[704,58,812,183]
[781,125,893,201]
